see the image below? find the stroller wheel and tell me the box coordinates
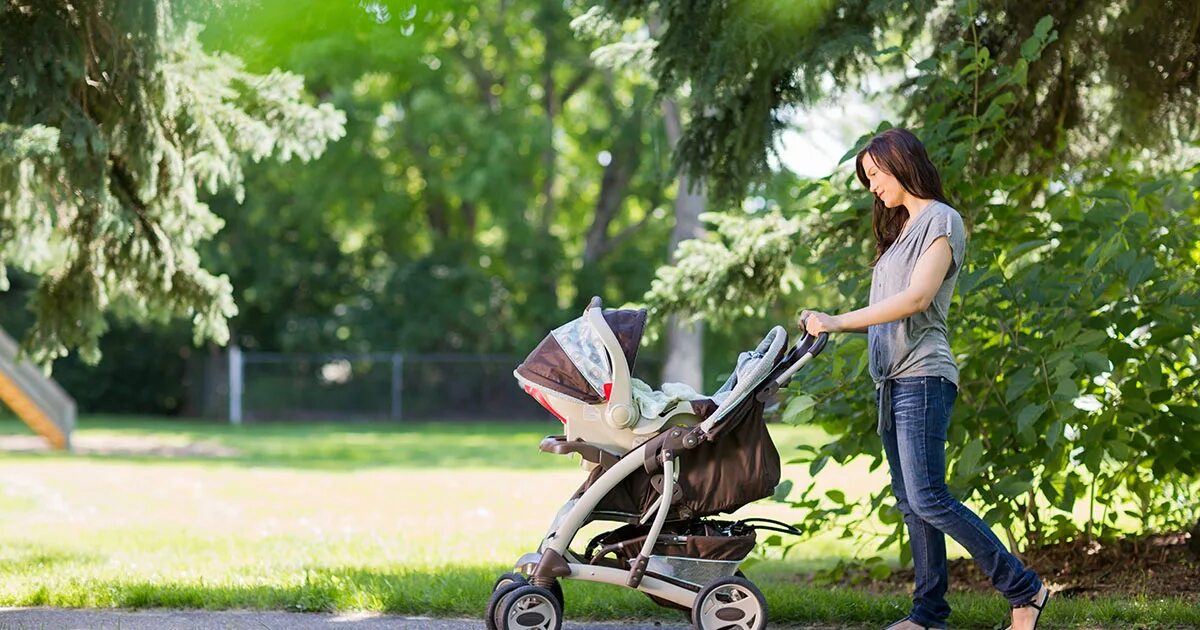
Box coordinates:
[485,580,526,630]
[691,576,768,630]
[492,572,528,592]
[491,572,565,615]
[497,584,563,630]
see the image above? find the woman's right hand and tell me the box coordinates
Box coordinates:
[799,309,841,335]
[798,309,814,333]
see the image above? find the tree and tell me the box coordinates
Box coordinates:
[196,0,680,357]
[572,9,716,388]
[598,0,1200,200]
[0,1,345,363]
[633,0,1200,570]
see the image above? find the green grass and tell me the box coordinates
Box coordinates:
[0,416,1195,628]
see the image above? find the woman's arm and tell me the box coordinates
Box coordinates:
[836,237,954,330]
[802,237,954,334]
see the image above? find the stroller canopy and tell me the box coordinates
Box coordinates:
[516,308,646,404]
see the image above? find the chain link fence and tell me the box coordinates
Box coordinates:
[220,349,663,423]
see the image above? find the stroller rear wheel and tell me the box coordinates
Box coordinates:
[496,584,563,630]
[691,576,767,630]
[486,579,526,630]
[492,572,528,592]
[488,571,565,624]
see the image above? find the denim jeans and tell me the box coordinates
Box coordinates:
[879,376,1042,628]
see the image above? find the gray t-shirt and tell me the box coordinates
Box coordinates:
[868,200,967,433]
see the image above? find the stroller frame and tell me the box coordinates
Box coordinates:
[492,297,827,629]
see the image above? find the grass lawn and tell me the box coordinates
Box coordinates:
[0,416,1195,628]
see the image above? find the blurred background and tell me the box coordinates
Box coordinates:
[1,0,1198,626]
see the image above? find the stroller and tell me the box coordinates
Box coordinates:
[487,297,827,630]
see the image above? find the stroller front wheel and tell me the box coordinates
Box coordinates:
[497,584,563,630]
[691,576,768,630]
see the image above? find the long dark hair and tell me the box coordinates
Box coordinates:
[854,128,949,265]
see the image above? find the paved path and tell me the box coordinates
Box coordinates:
[0,608,848,629]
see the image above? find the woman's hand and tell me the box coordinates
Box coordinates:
[799,310,841,335]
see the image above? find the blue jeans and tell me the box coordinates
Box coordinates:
[879,376,1042,628]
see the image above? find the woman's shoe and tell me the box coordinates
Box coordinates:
[1003,585,1050,630]
[883,617,934,630]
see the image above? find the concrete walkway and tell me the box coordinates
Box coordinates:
[0,608,659,630]
[0,608,847,629]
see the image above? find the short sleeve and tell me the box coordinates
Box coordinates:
[919,205,967,276]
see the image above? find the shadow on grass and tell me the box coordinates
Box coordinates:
[3,563,1198,629]
[0,544,101,574]
[0,417,834,472]
[0,417,580,471]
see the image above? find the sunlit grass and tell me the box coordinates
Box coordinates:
[0,417,1194,628]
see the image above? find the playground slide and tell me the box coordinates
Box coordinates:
[0,327,75,450]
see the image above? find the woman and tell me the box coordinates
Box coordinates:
[799,128,1050,630]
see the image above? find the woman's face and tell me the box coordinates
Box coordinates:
[861,152,905,209]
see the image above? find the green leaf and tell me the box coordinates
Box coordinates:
[1054,376,1080,401]
[1020,15,1056,60]
[782,394,818,425]
[837,141,867,165]
[1149,388,1173,404]
[869,561,892,580]
[1056,477,1077,512]
[1006,366,1037,404]
[825,489,847,504]
[1136,178,1173,198]
[1016,403,1046,436]
[1107,440,1135,460]
[1034,15,1055,39]
[1127,256,1156,289]
[1046,419,1065,450]
[878,503,901,525]
[1006,239,1047,263]
[1082,351,1109,372]
[995,476,1034,499]
[809,455,829,476]
[772,480,794,502]
[1075,329,1108,347]
[957,438,985,477]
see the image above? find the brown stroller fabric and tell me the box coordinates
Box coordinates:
[572,394,781,521]
[585,520,758,567]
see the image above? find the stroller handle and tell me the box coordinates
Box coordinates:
[792,331,829,358]
[754,331,829,403]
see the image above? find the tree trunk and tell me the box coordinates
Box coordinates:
[660,97,705,390]
[582,76,644,265]
[539,64,558,232]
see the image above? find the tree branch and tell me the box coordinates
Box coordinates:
[448,44,501,111]
[559,68,593,108]
[108,153,164,257]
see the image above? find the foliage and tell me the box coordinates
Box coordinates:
[599,0,1200,200]
[3,0,703,414]
[642,209,802,335]
[0,0,345,363]
[197,0,678,355]
[643,5,1200,567]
